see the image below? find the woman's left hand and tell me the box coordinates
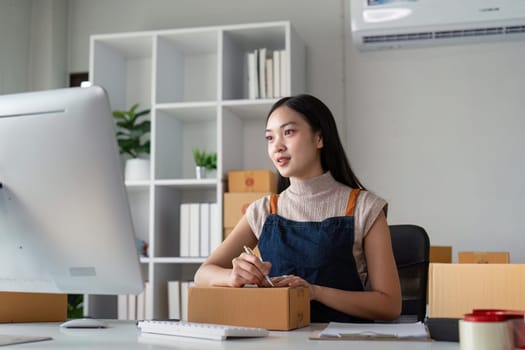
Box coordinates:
[271,275,316,300]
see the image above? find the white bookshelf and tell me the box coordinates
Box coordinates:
[88,21,305,320]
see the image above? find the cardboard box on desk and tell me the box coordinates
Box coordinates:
[188,286,310,330]
[228,170,277,193]
[428,263,525,318]
[0,292,67,323]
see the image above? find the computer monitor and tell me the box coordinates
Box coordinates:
[0,86,144,296]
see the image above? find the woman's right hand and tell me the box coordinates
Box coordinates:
[229,252,272,287]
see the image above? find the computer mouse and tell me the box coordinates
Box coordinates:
[60,318,108,328]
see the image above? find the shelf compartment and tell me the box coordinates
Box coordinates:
[152,262,201,319]
[222,104,274,172]
[156,30,219,104]
[153,186,217,259]
[154,105,217,180]
[222,23,287,101]
[91,33,153,110]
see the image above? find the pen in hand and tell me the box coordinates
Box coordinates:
[243,245,274,287]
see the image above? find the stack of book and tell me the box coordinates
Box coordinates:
[179,202,220,258]
[247,48,288,100]
[117,282,152,321]
[167,280,195,321]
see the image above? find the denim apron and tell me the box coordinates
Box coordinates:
[258,189,367,323]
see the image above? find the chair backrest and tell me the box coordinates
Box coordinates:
[389,224,430,322]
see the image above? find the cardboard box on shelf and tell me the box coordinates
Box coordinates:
[428,263,525,318]
[430,246,453,263]
[0,292,67,323]
[457,251,510,264]
[188,286,310,330]
[223,192,270,228]
[228,170,277,193]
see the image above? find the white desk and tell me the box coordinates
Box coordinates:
[0,321,459,349]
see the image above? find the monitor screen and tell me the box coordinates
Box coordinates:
[0,86,144,295]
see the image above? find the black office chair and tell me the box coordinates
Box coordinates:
[389,224,430,322]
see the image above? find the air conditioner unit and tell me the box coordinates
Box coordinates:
[350,0,525,50]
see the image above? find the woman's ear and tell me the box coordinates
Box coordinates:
[316,133,323,149]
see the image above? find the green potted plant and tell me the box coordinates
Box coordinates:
[193,149,217,179]
[113,103,151,181]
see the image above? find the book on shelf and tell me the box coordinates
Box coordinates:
[168,280,181,320]
[118,281,151,321]
[210,202,221,253]
[200,203,210,257]
[280,50,288,96]
[145,282,153,320]
[189,203,200,257]
[247,50,259,99]
[168,280,188,321]
[258,48,267,99]
[266,57,274,98]
[117,293,128,320]
[136,287,145,321]
[179,202,219,257]
[179,203,190,257]
[273,50,281,98]
[128,294,136,320]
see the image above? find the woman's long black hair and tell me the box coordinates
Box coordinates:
[267,94,366,193]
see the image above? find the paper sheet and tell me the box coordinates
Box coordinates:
[0,334,52,346]
[317,322,429,340]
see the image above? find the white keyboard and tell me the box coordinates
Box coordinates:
[137,320,269,341]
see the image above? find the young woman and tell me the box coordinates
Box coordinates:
[194,94,401,322]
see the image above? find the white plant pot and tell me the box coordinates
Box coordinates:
[125,158,150,181]
[195,166,207,179]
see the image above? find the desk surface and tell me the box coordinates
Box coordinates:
[0,321,459,349]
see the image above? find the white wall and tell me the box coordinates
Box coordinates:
[0,0,31,93]
[0,0,67,94]
[29,0,67,90]
[345,34,525,262]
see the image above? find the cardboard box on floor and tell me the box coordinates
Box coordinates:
[188,286,310,330]
[228,170,277,193]
[428,263,525,318]
[0,292,67,323]
[430,246,453,263]
[457,251,510,264]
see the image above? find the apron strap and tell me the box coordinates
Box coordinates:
[269,194,279,214]
[345,189,361,216]
[272,190,360,216]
